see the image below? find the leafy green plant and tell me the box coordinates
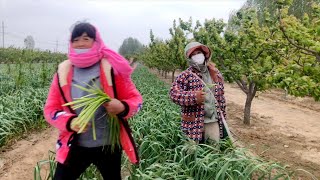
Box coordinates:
[63,83,120,151]
[34,66,315,179]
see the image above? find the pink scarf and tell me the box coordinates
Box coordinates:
[68,27,133,77]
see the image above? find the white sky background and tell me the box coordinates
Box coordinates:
[0,0,246,53]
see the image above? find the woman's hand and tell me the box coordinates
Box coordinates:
[195,90,206,105]
[70,117,89,133]
[104,99,125,115]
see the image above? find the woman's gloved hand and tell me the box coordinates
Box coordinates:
[195,90,206,105]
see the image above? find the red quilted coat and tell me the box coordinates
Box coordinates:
[43,59,143,164]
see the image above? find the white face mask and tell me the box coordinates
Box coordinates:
[74,48,91,54]
[191,53,205,64]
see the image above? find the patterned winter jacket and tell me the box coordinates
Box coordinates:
[169,66,227,141]
[43,59,143,164]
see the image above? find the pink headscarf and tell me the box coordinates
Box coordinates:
[68,27,133,77]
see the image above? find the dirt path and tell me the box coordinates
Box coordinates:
[0,70,319,179]
[225,83,320,178]
[0,128,57,180]
[226,83,320,143]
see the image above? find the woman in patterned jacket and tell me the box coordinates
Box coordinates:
[169,41,228,143]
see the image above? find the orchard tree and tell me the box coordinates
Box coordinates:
[180,13,282,125]
[222,8,282,125]
[118,37,143,57]
[140,20,188,82]
[273,0,320,100]
[167,19,188,82]
[140,30,171,74]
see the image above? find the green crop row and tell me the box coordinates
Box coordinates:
[33,66,316,180]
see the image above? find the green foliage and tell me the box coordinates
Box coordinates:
[273,0,320,100]
[0,47,66,64]
[138,20,188,74]
[118,37,143,58]
[224,8,281,92]
[181,12,283,124]
[34,66,311,179]
[231,0,320,101]
[138,0,320,126]
[0,49,59,148]
[0,87,48,146]
[168,19,188,70]
[246,0,320,23]
[140,36,171,71]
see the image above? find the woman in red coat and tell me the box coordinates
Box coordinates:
[44,22,143,180]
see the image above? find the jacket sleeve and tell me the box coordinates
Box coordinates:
[220,84,227,120]
[215,71,227,120]
[115,75,143,120]
[169,73,198,106]
[43,73,77,132]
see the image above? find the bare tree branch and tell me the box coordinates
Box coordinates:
[236,80,248,94]
[300,50,316,57]
[253,49,264,60]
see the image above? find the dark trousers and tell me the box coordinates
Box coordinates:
[53,145,122,180]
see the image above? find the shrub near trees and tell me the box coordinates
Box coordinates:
[118,37,143,58]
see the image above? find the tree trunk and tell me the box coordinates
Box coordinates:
[171,70,176,83]
[283,87,288,99]
[243,93,254,125]
[165,71,167,79]
[243,82,257,125]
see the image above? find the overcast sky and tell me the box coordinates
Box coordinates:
[0,0,246,53]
